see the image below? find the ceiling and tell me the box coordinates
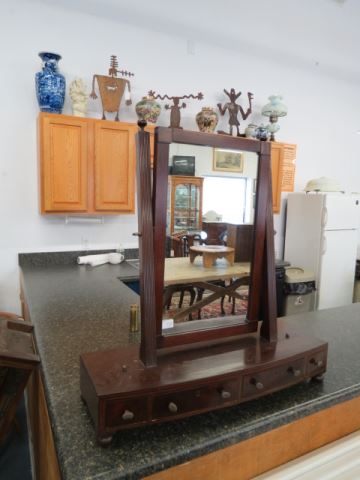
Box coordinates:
[29,0,360,81]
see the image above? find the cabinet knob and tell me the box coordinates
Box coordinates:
[310,358,323,367]
[168,402,178,413]
[288,366,301,377]
[122,409,134,421]
[132,232,142,237]
[220,389,231,399]
[250,378,264,390]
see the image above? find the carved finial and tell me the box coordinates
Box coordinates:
[138,119,147,130]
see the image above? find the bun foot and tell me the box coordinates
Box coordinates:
[97,435,113,446]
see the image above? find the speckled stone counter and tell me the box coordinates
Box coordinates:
[19,255,360,480]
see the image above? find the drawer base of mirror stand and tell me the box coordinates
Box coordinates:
[80,331,328,445]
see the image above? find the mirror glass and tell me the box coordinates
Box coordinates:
[162,142,258,330]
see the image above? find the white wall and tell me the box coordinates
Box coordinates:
[1,0,360,312]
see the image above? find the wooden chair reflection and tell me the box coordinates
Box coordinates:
[219,224,253,314]
[220,282,249,314]
[171,231,203,257]
[191,232,230,316]
[164,232,203,320]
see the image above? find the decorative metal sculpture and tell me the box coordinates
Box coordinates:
[90,55,134,121]
[217,88,254,136]
[149,90,204,129]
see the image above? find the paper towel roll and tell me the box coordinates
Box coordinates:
[87,258,109,267]
[108,253,124,264]
[77,254,110,265]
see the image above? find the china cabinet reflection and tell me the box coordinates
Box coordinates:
[167,175,203,234]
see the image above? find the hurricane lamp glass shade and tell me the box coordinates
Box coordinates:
[261,95,288,118]
[267,122,280,134]
[262,95,287,141]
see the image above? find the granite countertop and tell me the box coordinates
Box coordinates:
[19,252,360,480]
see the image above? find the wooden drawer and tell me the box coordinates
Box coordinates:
[306,350,327,376]
[104,397,148,427]
[152,378,240,420]
[242,358,305,399]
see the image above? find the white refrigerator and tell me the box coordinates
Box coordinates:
[284,192,359,310]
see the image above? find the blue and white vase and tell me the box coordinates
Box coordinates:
[35,52,65,114]
[255,124,269,141]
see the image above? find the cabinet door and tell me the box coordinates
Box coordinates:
[94,122,136,212]
[270,143,284,214]
[39,114,89,212]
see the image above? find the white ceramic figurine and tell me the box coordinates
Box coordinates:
[69,78,89,117]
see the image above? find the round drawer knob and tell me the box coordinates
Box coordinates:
[288,366,301,377]
[220,390,231,399]
[310,358,323,367]
[168,402,178,413]
[250,378,264,390]
[122,410,134,421]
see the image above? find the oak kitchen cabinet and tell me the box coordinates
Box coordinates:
[38,113,155,214]
[38,113,292,216]
[271,142,297,214]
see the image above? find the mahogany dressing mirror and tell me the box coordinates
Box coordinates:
[136,126,277,366]
[79,125,327,444]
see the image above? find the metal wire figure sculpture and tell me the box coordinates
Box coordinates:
[217,88,254,136]
[149,90,204,129]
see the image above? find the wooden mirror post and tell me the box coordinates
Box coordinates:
[135,124,157,366]
[260,181,278,342]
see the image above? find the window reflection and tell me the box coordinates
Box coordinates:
[203,176,251,224]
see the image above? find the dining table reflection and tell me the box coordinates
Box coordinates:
[163,257,250,322]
